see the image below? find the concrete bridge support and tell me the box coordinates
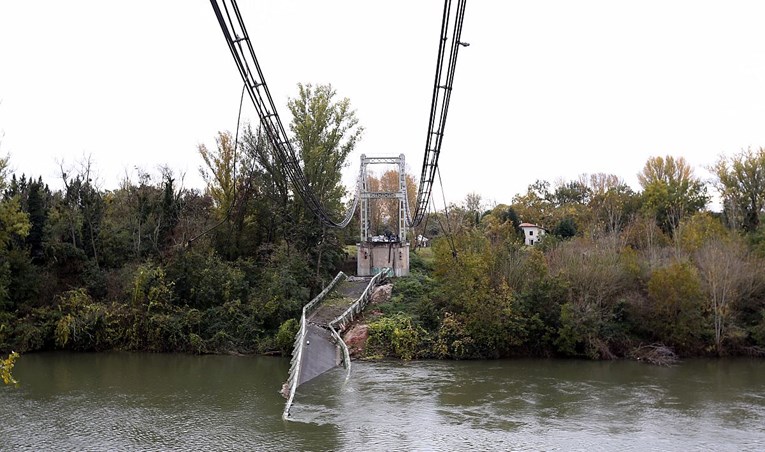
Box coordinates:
[357,242,409,277]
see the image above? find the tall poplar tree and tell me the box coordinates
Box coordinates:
[287,83,362,279]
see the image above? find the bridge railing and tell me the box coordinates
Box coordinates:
[329,268,390,379]
[282,271,347,420]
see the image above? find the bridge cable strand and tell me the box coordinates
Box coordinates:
[211,0,358,228]
[410,0,468,228]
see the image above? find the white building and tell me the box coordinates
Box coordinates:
[519,223,546,246]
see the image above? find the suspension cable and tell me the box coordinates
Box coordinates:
[410,0,468,228]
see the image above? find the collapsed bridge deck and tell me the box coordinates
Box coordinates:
[299,277,372,385]
[283,270,388,420]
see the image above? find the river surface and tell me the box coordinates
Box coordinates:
[1,353,764,451]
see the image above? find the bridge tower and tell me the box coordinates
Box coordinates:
[357,154,410,277]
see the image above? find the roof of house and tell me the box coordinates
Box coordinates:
[519,222,540,228]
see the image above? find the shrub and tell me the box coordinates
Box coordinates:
[434,312,473,359]
[275,318,299,356]
[367,314,428,360]
[645,261,708,353]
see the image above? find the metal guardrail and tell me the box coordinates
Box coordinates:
[329,268,390,380]
[282,271,347,420]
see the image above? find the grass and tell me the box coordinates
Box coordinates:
[412,247,434,265]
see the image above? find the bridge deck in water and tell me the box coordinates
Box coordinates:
[299,276,372,386]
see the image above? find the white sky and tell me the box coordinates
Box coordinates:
[2,1,765,208]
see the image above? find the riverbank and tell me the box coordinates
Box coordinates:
[4,241,765,363]
[354,244,765,361]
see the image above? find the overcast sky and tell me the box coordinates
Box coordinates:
[2,1,765,209]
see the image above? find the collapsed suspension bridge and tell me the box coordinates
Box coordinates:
[210,0,468,419]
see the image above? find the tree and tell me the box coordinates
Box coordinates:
[241,124,289,246]
[25,178,49,263]
[199,131,237,219]
[289,83,362,210]
[711,147,765,232]
[0,156,31,308]
[200,130,260,259]
[553,179,590,206]
[370,169,416,236]
[481,204,521,246]
[695,236,760,354]
[646,261,706,352]
[638,156,708,236]
[287,83,363,279]
[0,157,31,249]
[512,179,554,227]
[584,173,638,236]
[552,217,577,239]
[57,157,104,266]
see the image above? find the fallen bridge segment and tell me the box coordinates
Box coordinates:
[282,270,388,420]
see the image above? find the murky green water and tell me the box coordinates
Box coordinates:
[2,353,764,451]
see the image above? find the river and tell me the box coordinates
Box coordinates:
[1,353,764,451]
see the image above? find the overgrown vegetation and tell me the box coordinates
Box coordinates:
[367,151,765,360]
[0,83,362,356]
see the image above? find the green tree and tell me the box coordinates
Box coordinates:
[638,156,708,236]
[57,158,104,266]
[199,130,261,260]
[199,131,237,220]
[288,83,363,280]
[512,179,554,227]
[711,147,765,231]
[646,261,707,353]
[241,125,288,247]
[548,236,638,357]
[585,173,638,235]
[289,83,362,208]
[432,231,521,357]
[552,217,577,239]
[25,178,49,263]
[0,157,30,249]
[0,156,31,309]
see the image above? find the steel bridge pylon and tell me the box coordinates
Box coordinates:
[357,154,410,277]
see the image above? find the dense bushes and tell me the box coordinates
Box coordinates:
[367,213,765,360]
[1,86,361,357]
[0,141,347,356]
